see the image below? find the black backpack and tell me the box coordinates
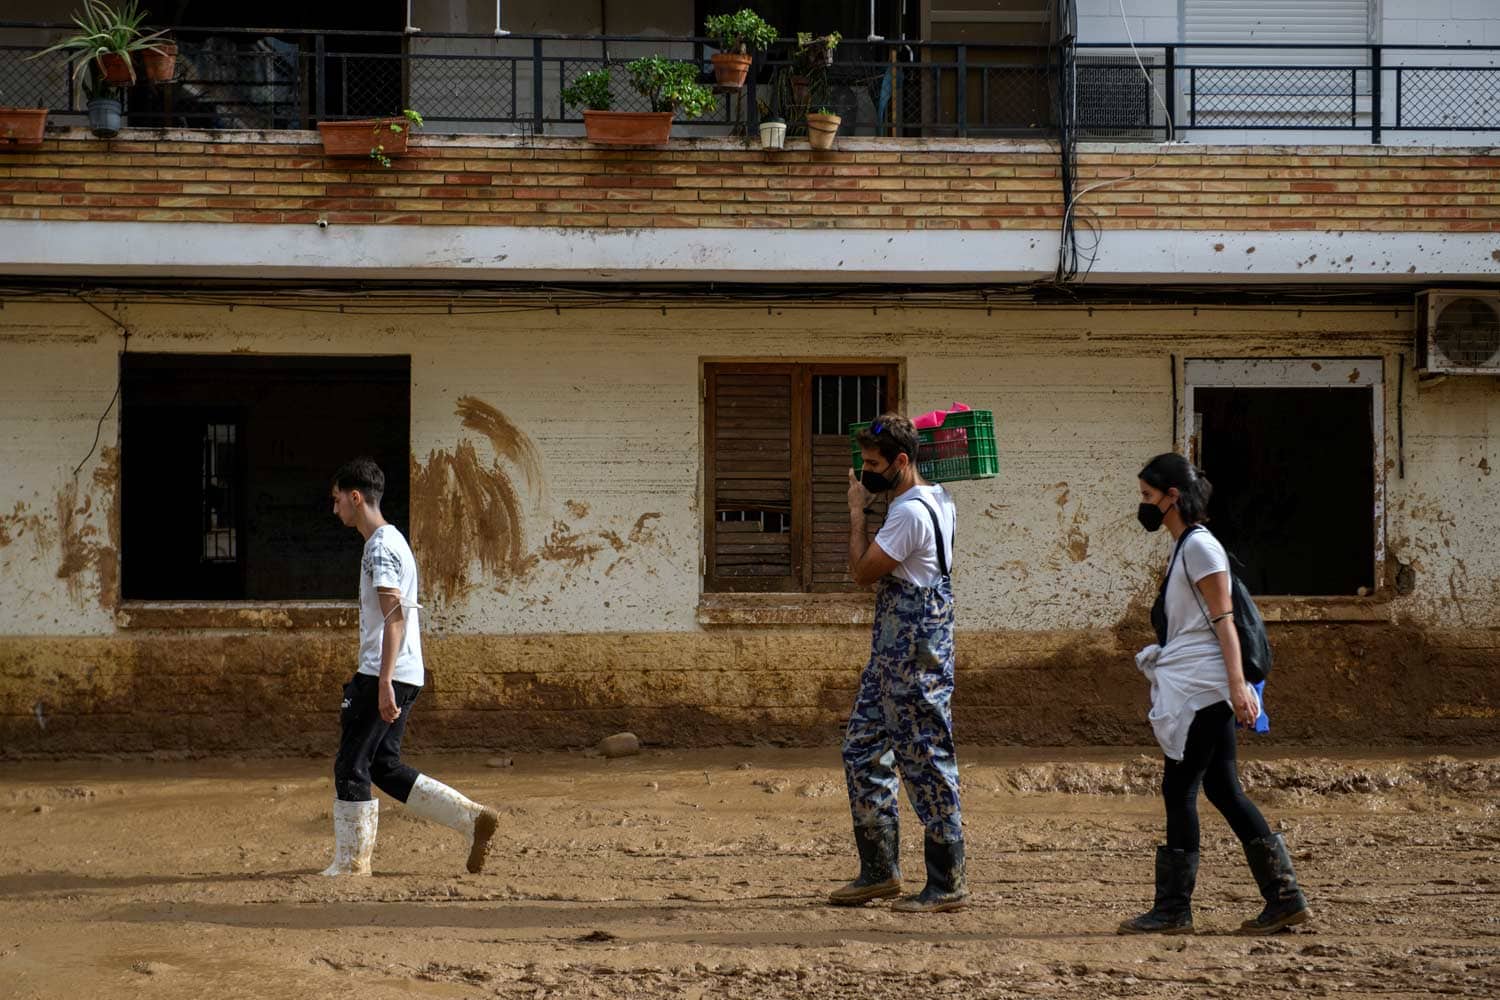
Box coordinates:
[1149,526,1273,684]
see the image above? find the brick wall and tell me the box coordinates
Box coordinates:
[0,130,1496,232]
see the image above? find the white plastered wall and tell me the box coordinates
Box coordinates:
[0,298,1495,638]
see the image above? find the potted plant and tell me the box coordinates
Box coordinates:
[807,106,841,151]
[704,9,778,89]
[758,115,786,150]
[0,89,49,149]
[82,66,122,138]
[33,0,171,88]
[318,109,423,167]
[143,35,176,83]
[563,58,716,146]
[792,31,840,106]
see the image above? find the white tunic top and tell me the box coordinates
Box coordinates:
[1135,527,1258,760]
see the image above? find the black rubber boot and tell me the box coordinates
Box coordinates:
[828,823,901,906]
[1239,833,1311,934]
[1118,847,1198,934]
[891,835,968,913]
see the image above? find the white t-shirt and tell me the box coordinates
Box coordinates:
[1164,528,1231,649]
[358,524,424,687]
[874,484,956,588]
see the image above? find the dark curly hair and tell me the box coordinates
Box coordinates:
[855,412,920,465]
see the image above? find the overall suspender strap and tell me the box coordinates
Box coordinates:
[913,497,951,578]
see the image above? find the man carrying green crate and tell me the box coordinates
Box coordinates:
[832,412,968,914]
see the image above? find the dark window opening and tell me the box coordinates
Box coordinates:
[704,363,897,593]
[121,353,410,601]
[1193,386,1376,597]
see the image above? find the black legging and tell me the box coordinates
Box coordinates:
[1162,701,1272,852]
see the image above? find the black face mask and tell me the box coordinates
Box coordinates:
[861,462,900,495]
[1137,500,1169,532]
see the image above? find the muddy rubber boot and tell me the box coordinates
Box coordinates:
[892,836,968,913]
[1238,833,1311,934]
[1118,847,1197,934]
[828,823,901,906]
[404,774,501,874]
[320,798,378,876]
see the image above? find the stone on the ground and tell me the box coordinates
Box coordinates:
[597,732,640,758]
[486,756,514,768]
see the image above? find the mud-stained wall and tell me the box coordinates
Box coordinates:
[0,297,1496,751]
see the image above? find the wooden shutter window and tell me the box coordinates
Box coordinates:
[705,367,798,591]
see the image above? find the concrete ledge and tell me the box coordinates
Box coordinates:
[697,593,874,626]
[1257,597,1395,623]
[115,601,357,630]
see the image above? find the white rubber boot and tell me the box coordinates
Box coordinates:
[319,798,378,876]
[404,774,500,874]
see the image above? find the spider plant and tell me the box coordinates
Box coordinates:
[31,0,171,87]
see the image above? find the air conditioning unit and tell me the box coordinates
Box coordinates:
[1416,290,1500,375]
[1076,55,1158,140]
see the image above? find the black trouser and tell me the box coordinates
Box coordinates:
[1162,701,1273,852]
[334,672,422,803]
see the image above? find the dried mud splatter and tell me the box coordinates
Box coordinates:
[454,396,544,501]
[411,399,543,604]
[411,440,530,604]
[3,446,119,610]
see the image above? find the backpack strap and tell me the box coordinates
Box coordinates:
[911,497,951,578]
[1176,526,1226,632]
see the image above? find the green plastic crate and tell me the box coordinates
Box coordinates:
[849,410,998,483]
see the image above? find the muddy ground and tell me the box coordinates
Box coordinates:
[1,747,1497,999]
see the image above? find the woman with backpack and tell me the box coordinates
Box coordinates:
[1119,453,1311,936]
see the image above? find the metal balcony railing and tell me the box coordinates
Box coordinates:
[1075,42,1500,143]
[2,22,1498,144]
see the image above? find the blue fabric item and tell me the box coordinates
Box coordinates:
[1251,680,1270,733]
[842,576,964,843]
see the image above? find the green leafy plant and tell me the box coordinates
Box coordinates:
[625,57,716,118]
[795,31,841,69]
[369,109,423,168]
[813,106,836,116]
[561,68,613,112]
[31,0,171,86]
[705,9,778,54]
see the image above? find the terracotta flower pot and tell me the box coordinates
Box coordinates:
[318,118,410,159]
[96,51,135,86]
[143,41,177,83]
[807,112,841,151]
[711,52,753,88]
[581,110,673,146]
[0,108,48,148]
[791,74,810,107]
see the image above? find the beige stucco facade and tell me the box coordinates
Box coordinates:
[2,294,1496,754]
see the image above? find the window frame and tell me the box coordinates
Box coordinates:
[1180,356,1386,598]
[702,360,901,594]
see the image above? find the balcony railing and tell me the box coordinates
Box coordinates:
[2,22,1498,144]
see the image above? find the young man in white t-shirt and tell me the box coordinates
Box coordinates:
[321,458,499,876]
[830,414,967,914]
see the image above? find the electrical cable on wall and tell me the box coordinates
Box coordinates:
[70,295,130,479]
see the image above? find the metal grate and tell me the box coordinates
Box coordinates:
[201,423,238,564]
[1433,298,1500,368]
[1189,66,1366,127]
[1076,57,1156,139]
[815,375,886,436]
[0,46,70,110]
[1398,68,1500,129]
[410,54,516,123]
